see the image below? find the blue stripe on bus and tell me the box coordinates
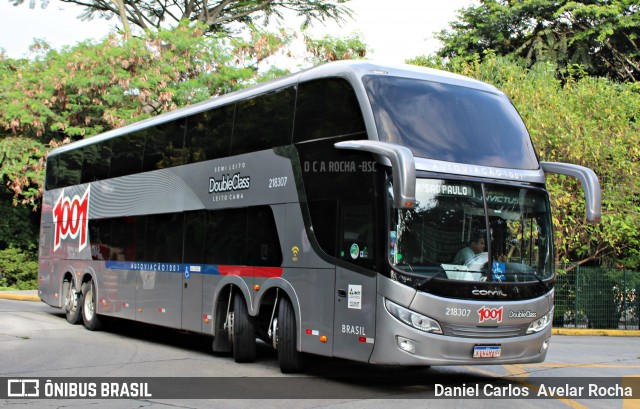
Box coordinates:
[104,262,283,278]
[105,261,219,275]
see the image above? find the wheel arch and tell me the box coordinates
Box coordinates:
[254,278,302,350]
[211,276,252,337]
[254,278,300,319]
[57,266,79,309]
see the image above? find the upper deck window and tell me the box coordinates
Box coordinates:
[363,76,539,170]
[294,78,365,143]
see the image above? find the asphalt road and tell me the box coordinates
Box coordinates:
[1,297,639,408]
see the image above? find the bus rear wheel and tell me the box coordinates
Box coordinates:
[231,294,256,363]
[81,280,102,331]
[63,279,83,325]
[276,297,303,373]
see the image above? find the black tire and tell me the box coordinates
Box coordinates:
[63,279,83,325]
[81,280,102,331]
[232,294,256,363]
[212,298,232,354]
[276,297,303,373]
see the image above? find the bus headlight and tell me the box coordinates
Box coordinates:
[526,309,554,334]
[385,299,443,334]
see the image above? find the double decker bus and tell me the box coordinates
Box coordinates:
[38,61,601,372]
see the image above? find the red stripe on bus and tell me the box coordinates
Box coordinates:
[217,266,253,276]
[217,266,283,278]
[254,267,284,278]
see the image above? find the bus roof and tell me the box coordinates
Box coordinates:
[48,60,502,157]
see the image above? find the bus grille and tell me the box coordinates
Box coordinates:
[441,323,528,338]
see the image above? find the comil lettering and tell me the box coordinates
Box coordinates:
[53,186,90,252]
[472,289,508,297]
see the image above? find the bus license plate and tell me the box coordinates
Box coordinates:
[473,345,501,358]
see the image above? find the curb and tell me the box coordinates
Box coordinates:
[553,328,640,337]
[0,293,41,302]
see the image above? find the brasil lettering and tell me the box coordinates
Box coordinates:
[209,173,250,194]
[52,186,90,252]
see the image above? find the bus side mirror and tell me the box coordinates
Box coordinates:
[335,140,417,209]
[541,162,602,224]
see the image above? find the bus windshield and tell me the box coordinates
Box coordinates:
[363,75,539,170]
[389,178,553,284]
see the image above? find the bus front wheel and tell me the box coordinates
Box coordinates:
[276,297,303,373]
[231,294,256,363]
[81,280,102,331]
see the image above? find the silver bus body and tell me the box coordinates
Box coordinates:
[38,61,601,371]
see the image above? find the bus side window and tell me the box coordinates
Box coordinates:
[183,211,206,264]
[341,204,374,263]
[109,216,145,261]
[297,138,377,271]
[232,86,295,155]
[246,206,283,267]
[45,155,58,190]
[145,213,184,263]
[307,199,338,259]
[89,218,112,261]
[142,120,186,172]
[56,150,83,188]
[185,105,233,164]
[294,78,365,143]
[109,133,144,179]
[80,142,112,184]
[205,208,247,265]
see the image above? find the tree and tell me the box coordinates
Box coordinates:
[436,0,640,82]
[0,24,368,288]
[8,0,353,34]
[407,55,640,268]
[0,23,367,205]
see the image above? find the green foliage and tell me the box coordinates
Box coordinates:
[0,247,38,289]
[304,32,368,64]
[0,24,369,288]
[0,137,46,207]
[555,265,638,329]
[436,0,640,82]
[0,191,38,250]
[9,0,353,34]
[0,23,368,203]
[1,22,271,144]
[409,55,640,268]
[580,269,620,329]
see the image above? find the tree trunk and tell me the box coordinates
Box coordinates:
[112,0,132,39]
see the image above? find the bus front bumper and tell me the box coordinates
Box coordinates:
[369,294,551,366]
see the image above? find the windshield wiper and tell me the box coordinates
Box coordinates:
[390,265,446,290]
[413,268,447,290]
[527,270,550,292]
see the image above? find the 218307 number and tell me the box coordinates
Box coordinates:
[268,177,287,188]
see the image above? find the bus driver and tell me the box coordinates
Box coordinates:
[453,232,486,265]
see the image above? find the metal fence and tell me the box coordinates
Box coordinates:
[554,264,639,330]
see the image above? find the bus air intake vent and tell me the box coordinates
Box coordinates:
[441,323,528,338]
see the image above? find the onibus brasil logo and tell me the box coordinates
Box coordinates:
[52,186,90,252]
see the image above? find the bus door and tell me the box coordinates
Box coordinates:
[182,211,205,332]
[332,204,377,362]
[181,264,203,332]
[333,267,376,361]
